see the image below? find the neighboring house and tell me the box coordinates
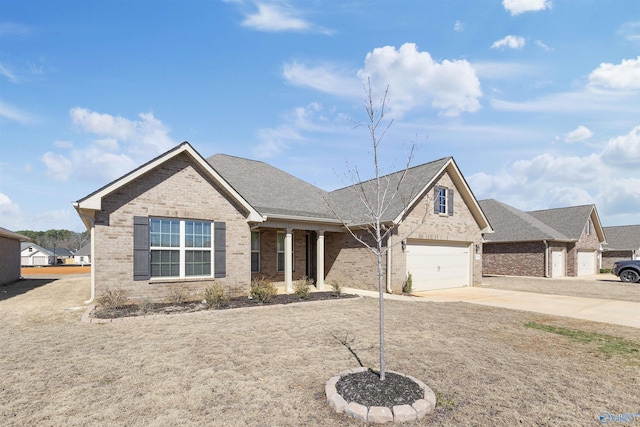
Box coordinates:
[52,248,74,264]
[479,199,606,278]
[601,225,640,269]
[73,243,92,265]
[21,242,54,266]
[73,142,492,303]
[0,227,29,285]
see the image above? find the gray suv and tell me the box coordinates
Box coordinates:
[613,260,640,283]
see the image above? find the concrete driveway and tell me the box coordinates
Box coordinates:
[346,280,640,329]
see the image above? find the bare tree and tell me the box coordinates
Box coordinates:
[327,80,420,381]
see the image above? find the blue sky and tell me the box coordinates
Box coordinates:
[1,0,639,233]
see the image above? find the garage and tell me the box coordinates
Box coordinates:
[405,240,471,291]
[577,250,597,276]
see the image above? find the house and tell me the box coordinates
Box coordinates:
[21,242,55,266]
[601,225,640,269]
[479,199,606,277]
[73,243,92,265]
[0,227,29,285]
[73,142,492,303]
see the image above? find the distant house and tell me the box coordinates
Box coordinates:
[73,142,492,303]
[602,225,640,269]
[21,243,54,266]
[73,243,92,265]
[479,199,606,277]
[0,227,29,285]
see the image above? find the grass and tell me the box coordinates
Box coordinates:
[525,321,640,359]
[2,274,640,426]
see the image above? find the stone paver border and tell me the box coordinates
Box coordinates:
[326,367,435,424]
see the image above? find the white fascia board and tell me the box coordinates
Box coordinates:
[74,142,264,223]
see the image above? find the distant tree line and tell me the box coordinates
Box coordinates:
[17,229,90,252]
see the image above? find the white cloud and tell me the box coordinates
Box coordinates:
[601,125,640,167]
[454,20,464,32]
[588,56,640,90]
[41,108,175,184]
[0,100,34,124]
[41,152,73,181]
[534,40,553,51]
[491,35,526,50]
[502,0,552,16]
[0,63,18,83]
[564,125,593,143]
[618,22,640,43]
[469,125,640,225]
[357,43,482,117]
[0,22,31,37]
[237,1,332,34]
[282,61,361,97]
[0,193,21,229]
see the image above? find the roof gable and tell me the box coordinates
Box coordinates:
[480,200,606,243]
[329,157,492,232]
[74,142,263,229]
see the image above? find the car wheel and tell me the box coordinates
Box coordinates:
[619,270,640,283]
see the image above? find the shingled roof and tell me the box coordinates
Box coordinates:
[603,225,640,251]
[479,199,604,243]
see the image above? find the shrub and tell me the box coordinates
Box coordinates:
[330,281,342,296]
[294,276,313,299]
[96,287,130,309]
[167,285,189,304]
[137,297,155,315]
[600,268,611,274]
[201,282,227,309]
[403,272,413,294]
[250,278,278,303]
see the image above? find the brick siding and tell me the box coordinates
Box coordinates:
[93,153,251,303]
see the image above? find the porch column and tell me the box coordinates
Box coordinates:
[285,228,293,293]
[316,231,325,291]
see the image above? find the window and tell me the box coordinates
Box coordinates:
[585,220,591,235]
[437,187,447,214]
[433,186,454,216]
[277,231,294,272]
[150,218,213,278]
[251,231,260,273]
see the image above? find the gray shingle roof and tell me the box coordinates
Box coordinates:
[329,157,451,224]
[603,225,640,251]
[527,205,595,240]
[208,154,452,225]
[479,199,569,242]
[207,154,335,220]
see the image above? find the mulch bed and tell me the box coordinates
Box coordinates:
[92,291,357,319]
[336,369,424,408]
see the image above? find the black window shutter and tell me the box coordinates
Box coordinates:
[133,216,150,281]
[214,222,226,278]
[433,187,440,214]
[448,189,455,216]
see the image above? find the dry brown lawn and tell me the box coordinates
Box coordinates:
[482,274,640,303]
[1,274,639,426]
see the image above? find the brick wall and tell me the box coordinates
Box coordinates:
[483,241,547,277]
[602,250,634,270]
[93,153,251,303]
[324,170,485,292]
[251,228,309,283]
[0,236,21,286]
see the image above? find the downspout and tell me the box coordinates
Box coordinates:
[77,212,96,304]
[543,240,549,278]
[386,234,393,293]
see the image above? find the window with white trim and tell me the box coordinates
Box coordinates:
[585,219,591,235]
[276,231,294,272]
[150,218,213,278]
[251,231,260,273]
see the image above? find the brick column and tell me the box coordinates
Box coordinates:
[316,230,325,290]
[285,228,293,293]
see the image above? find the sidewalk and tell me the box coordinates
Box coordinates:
[344,287,640,329]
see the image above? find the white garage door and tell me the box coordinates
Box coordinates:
[577,251,596,276]
[406,241,471,291]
